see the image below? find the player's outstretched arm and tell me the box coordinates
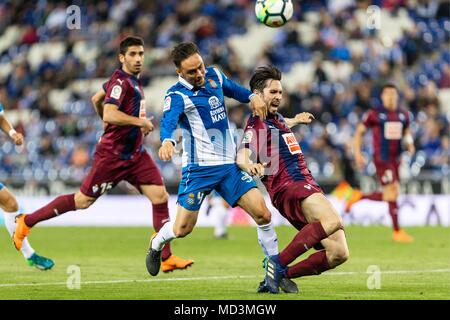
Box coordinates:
[285,112,315,128]
[403,127,415,156]
[0,113,23,146]
[353,123,367,170]
[91,89,106,119]
[103,104,153,134]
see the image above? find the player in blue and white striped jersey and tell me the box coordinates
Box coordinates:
[147,43,281,286]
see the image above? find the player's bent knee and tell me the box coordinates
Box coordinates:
[329,246,349,267]
[254,209,272,225]
[74,193,96,210]
[174,225,193,238]
[3,197,18,212]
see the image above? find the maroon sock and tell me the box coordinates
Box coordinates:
[152,202,172,260]
[25,194,76,227]
[361,192,383,201]
[388,201,400,231]
[286,250,331,278]
[279,221,328,266]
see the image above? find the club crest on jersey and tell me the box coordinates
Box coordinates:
[209,79,218,88]
[282,133,301,155]
[92,184,99,194]
[187,193,195,206]
[111,85,122,99]
[208,96,221,109]
[242,131,253,144]
[163,96,171,112]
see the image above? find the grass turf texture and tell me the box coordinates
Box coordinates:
[0,226,448,300]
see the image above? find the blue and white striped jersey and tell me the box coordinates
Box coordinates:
[160,66,254,167]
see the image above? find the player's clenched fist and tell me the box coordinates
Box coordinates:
[294,112,314,124]
[250,95,267,120]
[140,118,154,136]
[11,132,23,146]
[159,140,175,161]
[243,162,267,178]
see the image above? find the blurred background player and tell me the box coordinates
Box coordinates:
[12,36,193,272]
[206,193,230,239]
[147,42,280,279]
[336,84,415,243]
[0,101,54,270]
[237,66,349,294]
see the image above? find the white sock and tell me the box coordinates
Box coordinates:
[151,220,176,251]
[212,202,228,237]
[257,221,279,256]
[3,211,35,259]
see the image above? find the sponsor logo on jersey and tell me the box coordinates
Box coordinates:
[163,96,171,112]
[111,85,122,99]
[209,79,218,88]
[282,133,301,155]
[209,96,226,123]
[208,96,221,109]
[384,121,403,140]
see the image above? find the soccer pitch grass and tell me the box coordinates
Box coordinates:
[0,226,448,300]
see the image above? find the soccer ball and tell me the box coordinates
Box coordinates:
[255,0,294,28]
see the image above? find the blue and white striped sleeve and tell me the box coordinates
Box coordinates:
[0,102,4,115]
[213,68,254,103]
[160,92,185,146]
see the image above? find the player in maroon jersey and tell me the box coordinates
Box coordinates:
[340,84,415,242]
[13,36,193,272]
[237,66,349,293]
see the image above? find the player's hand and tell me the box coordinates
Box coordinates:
[354,152,366,171]
[140,118,154,136]
[407,143,415,157]
[244,162,267,178]
[294,112,315,124]
[159,140,175,161]
[250,95,267,120]
[11,132,23,146]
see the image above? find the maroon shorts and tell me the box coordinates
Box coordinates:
[80,150,164,198]
[375,161,400,186]
[273,180,323,231]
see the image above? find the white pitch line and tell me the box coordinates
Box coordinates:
[0,269,449,288]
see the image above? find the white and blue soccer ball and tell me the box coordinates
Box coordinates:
[255,0,294,28]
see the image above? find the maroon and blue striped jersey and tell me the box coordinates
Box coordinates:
[240,113,317,201]
[362,106,410,163]
[98,68,146,160]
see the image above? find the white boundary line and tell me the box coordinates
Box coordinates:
[0,269,449,288]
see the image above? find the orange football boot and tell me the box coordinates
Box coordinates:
[331,181,352,200]
[392,229,414,243]
[344,189,363,213]
[161,254,194,273]
[13,214,31,250]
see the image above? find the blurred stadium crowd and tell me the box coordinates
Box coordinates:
[0,0,449,194]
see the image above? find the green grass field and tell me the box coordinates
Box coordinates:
[0,226,449,300]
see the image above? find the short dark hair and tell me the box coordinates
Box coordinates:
[171,42,200,68]
[249,65,282,92]
[381,83,398,92]
[119,36,144,55]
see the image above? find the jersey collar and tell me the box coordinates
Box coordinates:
[178,75,194,90]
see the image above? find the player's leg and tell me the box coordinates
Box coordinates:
[146,204,199,276]
[211,198,229,239]
[383,181,413,242]
[13,153,113,250]
[285,229,349,279]
[13,190,97,250]
[276,192,343,269]
[140,184,194,272]
[0,185,54,269]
